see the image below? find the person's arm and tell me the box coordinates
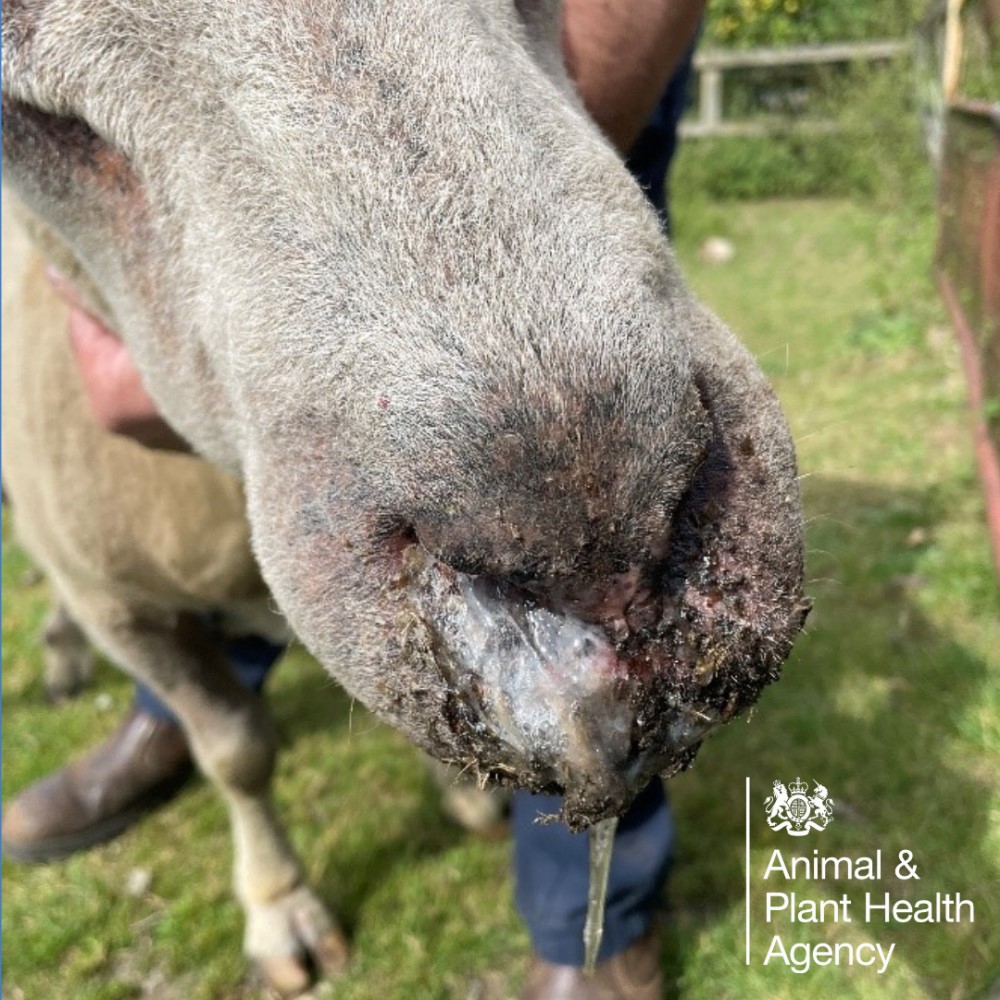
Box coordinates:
[561,0,705,154]
[47,268,189,452]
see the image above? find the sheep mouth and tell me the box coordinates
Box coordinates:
[397,518,808,831]
[372,394,808,829]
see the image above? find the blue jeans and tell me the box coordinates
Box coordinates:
[513,780,673,965]
[133,632,283,720]
[137,37,697,968]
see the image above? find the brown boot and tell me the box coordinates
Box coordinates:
[520,931,663,1000]
[2,707,194,862]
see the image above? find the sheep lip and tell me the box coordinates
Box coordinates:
[375,479,806,828]
[393,544,801,826]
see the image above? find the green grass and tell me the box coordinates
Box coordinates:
[4,197,999,1000]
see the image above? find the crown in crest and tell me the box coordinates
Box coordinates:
[789,777,809,795]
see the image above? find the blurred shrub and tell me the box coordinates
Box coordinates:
[674,131,860,199]
[705,0,921,48]
[676,1,937,204]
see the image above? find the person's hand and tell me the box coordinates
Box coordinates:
[47,267,189,452]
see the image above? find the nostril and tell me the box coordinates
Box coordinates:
[379,520,420,556]
[410,519,498,578]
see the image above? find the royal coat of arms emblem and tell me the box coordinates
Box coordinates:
[765,777,834,835]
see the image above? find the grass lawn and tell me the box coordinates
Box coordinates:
[3,195,998,1000]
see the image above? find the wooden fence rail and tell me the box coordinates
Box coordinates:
[680,38,913,139]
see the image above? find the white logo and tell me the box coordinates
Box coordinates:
[765,777,834,836]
